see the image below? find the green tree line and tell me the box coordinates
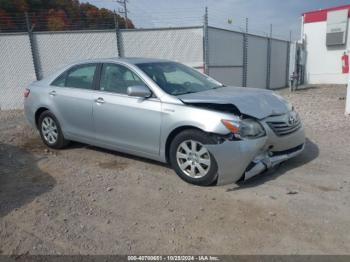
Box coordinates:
[0,0,134,32]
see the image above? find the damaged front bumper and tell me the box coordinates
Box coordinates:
[244,143,304,180]
[206,124,305,185]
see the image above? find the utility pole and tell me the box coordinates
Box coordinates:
[116,0,129,29]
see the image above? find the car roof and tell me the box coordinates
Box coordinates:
[72,57,172,65]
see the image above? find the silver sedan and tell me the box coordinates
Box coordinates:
[24,58,305,186]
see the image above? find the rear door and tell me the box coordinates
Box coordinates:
[92,63,162,156]
[49,63,98,140]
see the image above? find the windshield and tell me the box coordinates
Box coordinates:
[136,62,223,95]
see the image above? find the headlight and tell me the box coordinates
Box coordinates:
[221,118,266,139]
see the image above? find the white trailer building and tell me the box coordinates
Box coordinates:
[302,4,350,84]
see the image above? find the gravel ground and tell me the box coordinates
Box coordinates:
[0,85,350,255]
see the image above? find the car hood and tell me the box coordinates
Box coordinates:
[178,86,290,119]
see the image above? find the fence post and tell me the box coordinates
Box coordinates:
[242,18,248,87]
[266,24,272,89]
[346,75,350,115]
[25,12,41,80]
[203,7,209,75]
[114,11,124,57]
[286,30,292,88]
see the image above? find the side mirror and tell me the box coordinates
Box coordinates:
[127,85,152,98]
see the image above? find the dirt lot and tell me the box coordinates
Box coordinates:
[0,85,350,255]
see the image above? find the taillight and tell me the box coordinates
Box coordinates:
[24,88,30,98]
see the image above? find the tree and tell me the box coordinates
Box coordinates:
[0,9,15,31]
[46,9,67,31]
[0,0,134,32]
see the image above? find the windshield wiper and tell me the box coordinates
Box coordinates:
[175,91,198,95]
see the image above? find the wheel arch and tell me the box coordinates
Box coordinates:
[164,125,205,163]
[35,107,49,128]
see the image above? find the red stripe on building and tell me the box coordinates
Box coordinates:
[304,4,350,24]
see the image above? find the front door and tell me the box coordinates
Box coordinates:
[93,63,161,156]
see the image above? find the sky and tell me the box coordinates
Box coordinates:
[82,0,350,40]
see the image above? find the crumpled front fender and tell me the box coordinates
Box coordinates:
[205,137,267,185]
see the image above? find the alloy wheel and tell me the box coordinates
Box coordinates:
[176,140,211,178]
[41,116,58,144]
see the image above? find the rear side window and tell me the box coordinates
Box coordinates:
[52,73,66,87]
[51,64,97,90]
[66,64,97,89]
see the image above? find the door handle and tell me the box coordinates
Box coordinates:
[95,97,105,104]
[49,90,57,96]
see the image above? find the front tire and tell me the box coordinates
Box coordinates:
[38,111,69,149]
[169,129,218,186]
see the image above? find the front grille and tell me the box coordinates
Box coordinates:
[267,115,302,136]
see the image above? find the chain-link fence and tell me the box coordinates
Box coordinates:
[120,27,204,69]
[0,11,292,110]
[35,30,119,78]
[0,33,36,110]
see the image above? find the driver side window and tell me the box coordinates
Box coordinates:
[100,63,144,94]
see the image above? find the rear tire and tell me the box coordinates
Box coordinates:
[169,129,218,186]
[38,110,69,149]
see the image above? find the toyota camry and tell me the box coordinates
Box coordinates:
[24,58,305,186]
